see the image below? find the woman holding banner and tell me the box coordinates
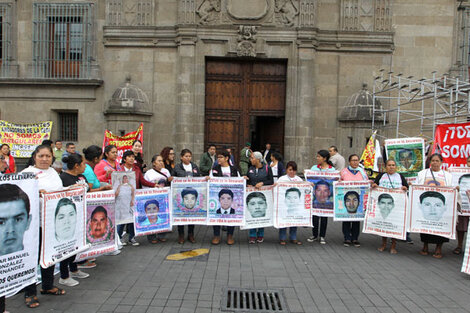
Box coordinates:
[0,144,15,173]
[245,151,274,244]
[21,145,66,308]
[83,145,113,192]
[94,145,122,184]
[132,140,146,173]
[417,153,453,258]
[308,150,336,245]
[174,149,202,244]
[339,154,369,247]
[372,159,409,254]
[210,150,240,245]
[161,147,176,176]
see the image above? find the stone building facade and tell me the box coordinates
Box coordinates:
[0,0,463,170]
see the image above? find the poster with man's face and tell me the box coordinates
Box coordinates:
[171,177,208,225]
[448,167,470,215]
[112,171,136,225]
[241,186,274,230]
[0,174,39,298]
[75,190,118,262]
[363,187,408,240]
[273,182,312,228]
[207,177,245,226]
[41,187,88,268]
[409,185,457,239]
[134,188,171,236]
[333,181,369,221]
[385,138,425,183]
[304,170,340,217]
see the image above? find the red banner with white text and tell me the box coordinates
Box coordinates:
[102,124,143,164]
[433,122,470,169]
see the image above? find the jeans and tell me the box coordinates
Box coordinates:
[60,256,78,279]
[117,223,135,241]
[213,226,234,236]
[342,221,360,241]
[279,227,297,240]
[312,216,328,238]
[249,228,264,238]
[178,225,195,236]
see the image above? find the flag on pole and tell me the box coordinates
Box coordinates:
[361,131,377,170]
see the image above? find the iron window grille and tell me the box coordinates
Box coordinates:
[0,3,12,77]
[32,3,94,79]
[58,111,78,142]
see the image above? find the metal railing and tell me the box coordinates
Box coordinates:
[32,3,94,79]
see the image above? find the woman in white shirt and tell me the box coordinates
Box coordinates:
[277,161,303,245]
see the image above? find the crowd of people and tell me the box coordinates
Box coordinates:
[0,139,468,312]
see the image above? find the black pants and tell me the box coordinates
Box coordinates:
[0,296,5,312]
[213,226,234,236]
[312,215,328,238]
[342,221,360,241]
[178,225,194,236]
[60,256,78,279]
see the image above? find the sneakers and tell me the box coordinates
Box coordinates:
[129,238,140,246]
[307,236,318,242]
[77,260,96,269]
[59,277,79,287]
[320,237,326,245]
[343,240,351,247]
[353,240,361,247]
[256,237,264,243]
[249,237,256,244]
[70,270,89,279]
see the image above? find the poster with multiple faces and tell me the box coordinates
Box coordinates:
[207,177,245,226]
[409,185,457,240]
[385,137,425,184]
[304,170,340,217]
[0,174,39,298]
[273,182,313,228]
[333,181,370,221]
[363,187,408,240]
[171,177,208,225]
[134,188,172,236]
[111,171,136,225]
[241,186,274,230]
[448,167,470,216]
[75,190,117,262]
[41,187,89,268]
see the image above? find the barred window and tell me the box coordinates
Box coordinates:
[58,112,78,142]
[33,3,94,79]
[0,3,12,77]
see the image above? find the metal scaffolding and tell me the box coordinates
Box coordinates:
[372,70,470,140]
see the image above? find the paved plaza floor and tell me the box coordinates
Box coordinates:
[7,221,470,313]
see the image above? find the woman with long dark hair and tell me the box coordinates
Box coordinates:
[160,147,176,176]
[94,145,122,184]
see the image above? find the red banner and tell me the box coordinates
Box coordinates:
[102,124,143,164]
[433,122,470,169]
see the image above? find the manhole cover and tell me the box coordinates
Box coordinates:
[165,247,209,261]
[221,287,289,312]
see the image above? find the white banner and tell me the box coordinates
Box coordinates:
[171,178,208,225]
[304,170,339,217]
[241,186,274,230]
[333,181,370,221]
[409,185,457,239]
[207,177,246,226]
[461,223,470,275]
[112,171,136,225]
[0,174,39,297]
[273,182,312,228]
[134,188,172,236]
[448,167,470,216]
[75,190,117,262]
[363,187,408,240]
[41,187,89,268]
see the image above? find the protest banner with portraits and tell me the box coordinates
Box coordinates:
[112,171,136,225]
[75,190,117,262]
[134,188,171,236]
[409,185,457,239]
[385,137,425,184]
[448,167,470,215]
[0,174,39,298]
[363,187,408,240]
[273,182,312,228]
[304,170,340,217]
[461,224,470,275]
[207,177,245,226]
[40,187,89,268]
[333,181,370,221]
[172,177,208,225]
[241,186,274,230]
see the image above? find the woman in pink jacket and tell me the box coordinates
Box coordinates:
[94,145,122,184]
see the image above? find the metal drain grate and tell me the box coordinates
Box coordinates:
[221,287,289,312]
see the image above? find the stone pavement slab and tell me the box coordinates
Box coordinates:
[6,221,470,313]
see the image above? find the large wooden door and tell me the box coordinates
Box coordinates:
[205,59,287,163]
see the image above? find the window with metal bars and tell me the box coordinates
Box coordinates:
[58,112,78,142]
[0,3,12,77]
[32,3,94,79]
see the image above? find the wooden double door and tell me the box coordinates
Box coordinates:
[204,58,287,164]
